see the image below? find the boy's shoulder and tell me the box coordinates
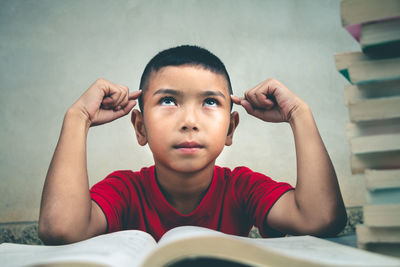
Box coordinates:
[214,165,275,183]
[106,166,155,179]
[98,166,156,188]
[215,165,251,176]
[216,165,271,176]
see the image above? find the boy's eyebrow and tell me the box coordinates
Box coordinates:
[153,89,182,96]
[201,90,226,99]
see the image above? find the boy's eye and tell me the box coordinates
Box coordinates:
[160,96,177,106]
[204,98,218,107]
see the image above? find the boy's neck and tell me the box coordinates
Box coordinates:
[154,163,215,215]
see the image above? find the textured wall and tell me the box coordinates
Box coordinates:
[0,0,361,222]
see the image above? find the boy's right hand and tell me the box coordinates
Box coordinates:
[70,78,141,127]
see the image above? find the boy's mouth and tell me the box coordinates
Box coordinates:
[173,142,204,153]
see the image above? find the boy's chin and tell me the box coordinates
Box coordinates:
[157,160,216,174]
[172,164,210,174]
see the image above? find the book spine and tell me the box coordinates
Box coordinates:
[339,1,400,256]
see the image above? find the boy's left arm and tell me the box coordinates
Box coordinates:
[232,78,347,237]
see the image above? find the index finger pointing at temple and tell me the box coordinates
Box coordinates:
[230,95,243,105]
[128,90,142,100]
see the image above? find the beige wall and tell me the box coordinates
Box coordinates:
[0,0,362,222]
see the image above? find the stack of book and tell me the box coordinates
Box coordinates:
[334,0,400,257]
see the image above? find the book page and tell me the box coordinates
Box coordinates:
[158,226,225,245]
[1,230,157,267]
[251,235,400,266]
[158,226,400,266]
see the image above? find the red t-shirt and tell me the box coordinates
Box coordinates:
[90,165,293,241]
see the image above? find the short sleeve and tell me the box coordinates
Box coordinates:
[90,171,133,233]
[232,167,294,237]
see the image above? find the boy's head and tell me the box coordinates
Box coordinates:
[131,45,239,174]
[138,45,233,111]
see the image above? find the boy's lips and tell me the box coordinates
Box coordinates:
[173,141,204,154]
[173,141,204,149]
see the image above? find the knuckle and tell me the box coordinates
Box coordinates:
[96,78,107,84]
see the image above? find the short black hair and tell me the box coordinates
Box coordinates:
[138,45,232,111]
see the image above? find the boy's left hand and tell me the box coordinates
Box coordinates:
[231,78,306,123]
[232,78,348,237]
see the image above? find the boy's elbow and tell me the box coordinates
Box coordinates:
[38,221,68,245]
[38,219,83,245]
[311,208,348,237]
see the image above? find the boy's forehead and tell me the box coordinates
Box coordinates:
[146,65,230,95]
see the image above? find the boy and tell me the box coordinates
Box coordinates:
[38,45,347,245]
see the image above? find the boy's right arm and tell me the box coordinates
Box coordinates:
[38,79,141,245]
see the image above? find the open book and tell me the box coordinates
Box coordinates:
[2,226,400,267]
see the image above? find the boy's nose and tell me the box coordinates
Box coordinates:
[181,125,198,131]
[180,106,199,132]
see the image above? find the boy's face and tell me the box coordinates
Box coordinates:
[132,65,238,174]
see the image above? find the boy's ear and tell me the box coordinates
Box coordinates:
[131,109,148,146]
[225,111,239,146]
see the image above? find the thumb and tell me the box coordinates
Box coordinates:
[121,98,138,114]
[241,100,260,117]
